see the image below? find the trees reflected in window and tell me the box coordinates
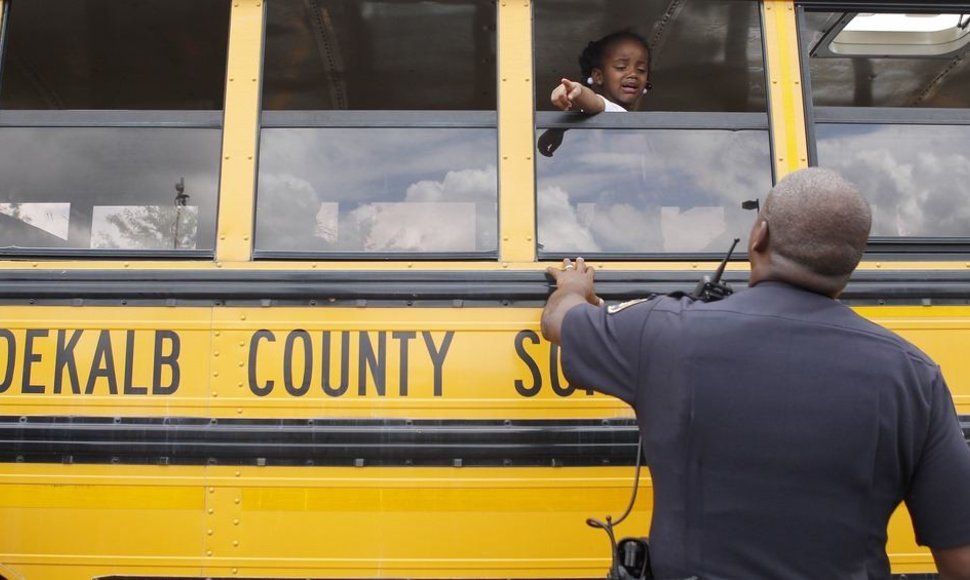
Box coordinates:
[0,128,220,251]
[256,128,497,255]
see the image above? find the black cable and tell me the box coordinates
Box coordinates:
[586,436,645,577]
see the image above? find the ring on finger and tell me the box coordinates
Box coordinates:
[565,264,575,270]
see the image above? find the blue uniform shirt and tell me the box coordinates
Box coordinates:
[560,281,970,580]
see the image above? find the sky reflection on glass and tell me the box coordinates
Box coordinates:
[817,124,970,237]
[536,129,772,254]
[256,128,498,253]
[0,128,220,250]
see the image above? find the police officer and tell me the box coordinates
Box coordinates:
[541,168,970,579]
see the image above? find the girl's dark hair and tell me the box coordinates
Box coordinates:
[579,30,651,82]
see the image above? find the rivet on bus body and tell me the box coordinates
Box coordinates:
[235,498,241,504]
[243,235,250,241]
[206,550,213,557]
[209,487,215,493]
[214,351,220,357]
[213,372,220,378]
[233,540,239,547]
[215,331,221,337]
[207,529,213,536]
[240,314,247,320]
[692,263,698,269]
[234,519,240,526]
[237,408,243,414]
[208,508,214,514]
[232,569,238,575]
[526,236,533,242]
[875,263,881,268]
[220,234,226,240]
[502,263,509,269]
[229,78,234,82]
[235,471,241,477]
[526,156,532,160]
[213,392,219,398]
[238,361,245,367]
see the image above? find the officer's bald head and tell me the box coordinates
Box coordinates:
[761,168,871,283]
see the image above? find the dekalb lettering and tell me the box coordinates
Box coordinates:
[0,329,180,395]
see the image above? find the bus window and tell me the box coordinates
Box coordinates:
[0,0,229,254]
[256,0,498,257]
[533,0,772,257]
[802,8,970,241]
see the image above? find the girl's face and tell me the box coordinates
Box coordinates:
[592,38,650,109]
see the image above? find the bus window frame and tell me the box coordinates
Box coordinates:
[0,109,222,260]
[255,111,501,262]
[797,2,970,257]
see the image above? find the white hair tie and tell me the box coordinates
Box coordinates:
[586,76,594,86]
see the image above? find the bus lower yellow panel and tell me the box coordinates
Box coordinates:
[0,464,652,580]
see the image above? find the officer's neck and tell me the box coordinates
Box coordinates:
[750,253,846,299]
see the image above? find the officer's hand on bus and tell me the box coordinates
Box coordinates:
[551,78,583,111]
[547,257,604,307]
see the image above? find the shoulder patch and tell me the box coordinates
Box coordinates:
[607,298,650,314]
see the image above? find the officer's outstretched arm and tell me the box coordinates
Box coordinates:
[934,544,970,579]
[541,257,602,345]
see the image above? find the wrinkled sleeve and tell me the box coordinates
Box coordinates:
[559,299,655,406]
[906,372,970,548]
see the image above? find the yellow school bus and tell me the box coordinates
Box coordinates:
[0,0,968,578]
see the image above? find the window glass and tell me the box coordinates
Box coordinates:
[804,12,970,108]
[262,0,496,110]
[537,129,770,254]
[0,0,231,109]
[0,128,220,250]
[257,0,498,256]
[816,124,970,237]
[804,10,970,241]
[534,0,771,256]
[256,128,497,254]
[535,0,767,113]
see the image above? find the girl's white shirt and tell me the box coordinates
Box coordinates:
[599,95,628,112]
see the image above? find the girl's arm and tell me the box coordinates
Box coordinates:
[550,78,605,113]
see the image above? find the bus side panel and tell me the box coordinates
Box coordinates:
[0,464,651,580]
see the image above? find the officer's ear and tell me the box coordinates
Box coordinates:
[750,219,769,254]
